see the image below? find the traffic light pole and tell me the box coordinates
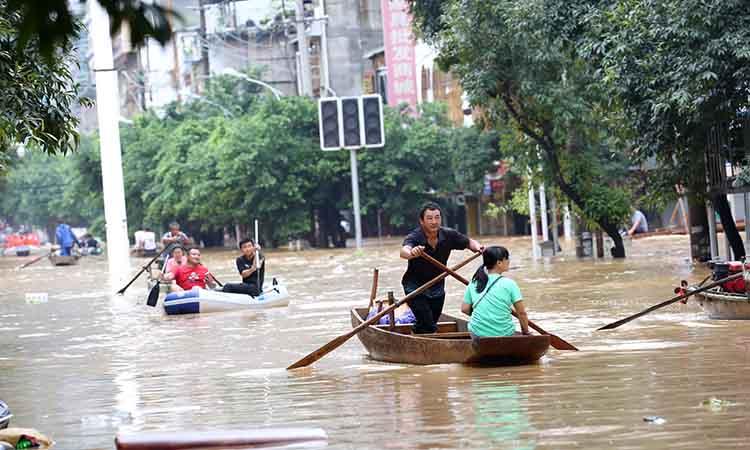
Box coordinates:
[350,148,363,249]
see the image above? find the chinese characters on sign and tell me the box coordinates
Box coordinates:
[381,0,417,113]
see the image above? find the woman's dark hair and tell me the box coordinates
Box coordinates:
[170,245,185,256]
[472,246,509,293]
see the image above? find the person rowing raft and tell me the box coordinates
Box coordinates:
[400,202,483,334]
[162,247,217,292]
[221,238,264,297]
[461,246,529,340]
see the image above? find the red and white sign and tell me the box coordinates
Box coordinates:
[381,0,417,113]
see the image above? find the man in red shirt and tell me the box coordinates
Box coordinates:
[163,247,217,292]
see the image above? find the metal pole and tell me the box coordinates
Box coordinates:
[89,0,131,284]
[707,201,719,259]
[350,149,363,249]
[295,0,312,95]
[319,0,331,96]
[254,219,259,245]
[550,194,559,255]
[528,182,539,259]
[377,209,382,244]
[539,183,549,242]
[198,0,210,81]
[726,194,734,260]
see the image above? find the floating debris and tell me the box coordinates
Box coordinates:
[643,416,666,425]
[701,397,735,412]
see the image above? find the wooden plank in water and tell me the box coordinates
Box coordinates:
[115,428,328,450]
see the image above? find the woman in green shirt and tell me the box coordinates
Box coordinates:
[461,246,530,338]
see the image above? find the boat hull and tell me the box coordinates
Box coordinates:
[351,308,549,366]
[49,255,80,266]
[693,290,750,319]
[163,285,289,315]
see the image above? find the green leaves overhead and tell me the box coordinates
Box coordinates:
[2,0,179,60]
[0,2,89,165]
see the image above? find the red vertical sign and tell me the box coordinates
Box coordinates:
[381,0,417,113]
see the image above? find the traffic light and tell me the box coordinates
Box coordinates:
[361,94,384,148]
[318,98,341,151]
[340,97,362,148]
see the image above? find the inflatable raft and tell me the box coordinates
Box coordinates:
[163,283,289,315]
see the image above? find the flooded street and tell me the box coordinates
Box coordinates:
[2,235,749,449]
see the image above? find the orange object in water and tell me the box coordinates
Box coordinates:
[4,234,22,248]
[22,233,39,246]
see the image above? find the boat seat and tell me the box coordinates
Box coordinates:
[374,321,458,334]
[416,331,471,339]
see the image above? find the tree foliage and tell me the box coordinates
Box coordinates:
[581,0,750,194]
[3,0,178,59]
[410,0,634,256]
[1,74,498,246]
[0,2,91,170]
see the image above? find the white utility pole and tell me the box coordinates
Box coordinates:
[89,0,131,284]
[350,149,363,249]
[539,183,549,242]
[550,194,560,255]
[528,183,540,259]
[563,203,573,240]
[295,0,312,95]
[707,202,719,259]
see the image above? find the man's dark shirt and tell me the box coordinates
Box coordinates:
[236,254,259,285]
[402,227,470,297]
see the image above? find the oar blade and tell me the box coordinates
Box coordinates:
[548,334,579,351]
[597,320,627,331]
[287,333,352,370]
[146,283,160,307]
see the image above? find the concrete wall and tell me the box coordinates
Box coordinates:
[325,0,384,96]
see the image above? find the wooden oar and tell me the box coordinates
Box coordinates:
[146,254,171,307]
[286,252,482,370]
[117,244,175,295]
[597,272,743,330]
[368,268,379,308]
[208,273,223,288]
[420,253,579,351]
[16,251,52,270]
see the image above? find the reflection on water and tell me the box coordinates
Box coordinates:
[1,235,750,449]
[473,382,533,449]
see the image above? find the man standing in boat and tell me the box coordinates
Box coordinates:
[163,247,217,292]
[55,219,80,256]
[162,222,192,248]
[400,202,483,334]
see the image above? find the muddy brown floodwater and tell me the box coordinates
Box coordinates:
[1,235,749,449]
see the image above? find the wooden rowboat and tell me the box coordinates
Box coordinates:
[49,254,80,266]
[691,288,750,319]
[351,308,550,366]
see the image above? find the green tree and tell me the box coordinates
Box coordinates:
[410,0,634,256]
[1,0,179,165]
[0,4,90,167]
[583,0,750,259]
